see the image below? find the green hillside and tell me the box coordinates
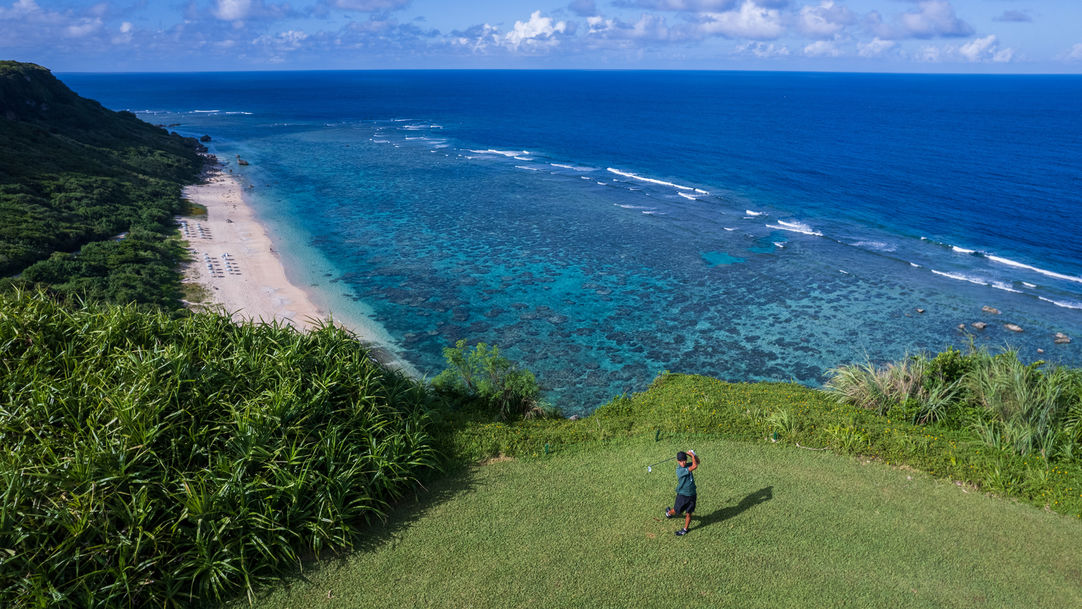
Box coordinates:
[0,61,203,306]
[253,438,1082,609]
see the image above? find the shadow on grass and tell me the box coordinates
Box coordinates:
[696,486,773,530]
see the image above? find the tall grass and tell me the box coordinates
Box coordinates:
[825,346,1082,461]
[0,289,437,608]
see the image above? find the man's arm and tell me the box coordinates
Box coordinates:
[688,450,699,472]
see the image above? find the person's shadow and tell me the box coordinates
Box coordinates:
[696,486,773,529]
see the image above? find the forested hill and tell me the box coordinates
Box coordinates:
[0,61,203,307]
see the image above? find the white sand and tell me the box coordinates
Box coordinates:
[179,164,415,376]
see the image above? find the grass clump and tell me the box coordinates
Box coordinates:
[825,346,1082,462]
[0,290,437,608]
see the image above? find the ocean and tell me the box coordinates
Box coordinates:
[62,70,1082,414]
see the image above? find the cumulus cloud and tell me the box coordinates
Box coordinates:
[734,40,789,57]
[871,0,973,40]
[504,11,568,51]
[586,13,678,42]
[913,35,1015,64]
[993,10,1031,24]
[65,17,103,38]
[111,20,133,44]
[254,29,309,50]
[215,0,251,21]
[857,37,894,57]
[614,0,739,10]
[896,0,973,39]
[959,34,1013,62]
[803,39,840,56]
[328,0,411,10]
[797,1,855,39]
[568,0,599,17]
[1065,43,1082,62]
[698,0,785,40]
[454,11,569,54]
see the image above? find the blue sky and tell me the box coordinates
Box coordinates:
[3,0,1082,72]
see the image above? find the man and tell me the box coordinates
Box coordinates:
[665,449,698,536]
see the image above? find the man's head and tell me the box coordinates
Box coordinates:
[676,451,688,465]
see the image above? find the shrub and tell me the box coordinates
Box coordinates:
[432,340,550,421]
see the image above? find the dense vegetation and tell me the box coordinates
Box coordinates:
[0,290,436,607]
[0,61,203,307]
[825,347,1082,461]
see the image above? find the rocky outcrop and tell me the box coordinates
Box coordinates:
[237,159,249,166]
[971,322,987,330]
[982,306,1000,315]
[200,134,212,142]
[1055,332,1071,344]
[1004,323,1023,333]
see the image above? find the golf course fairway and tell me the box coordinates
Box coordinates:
[250,436,1082,608]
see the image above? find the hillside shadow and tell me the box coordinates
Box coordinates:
[695,486,773,530]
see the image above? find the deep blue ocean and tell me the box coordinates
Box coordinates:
[62,71,1082,414]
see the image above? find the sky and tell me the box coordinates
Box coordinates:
[3,0,1082,73]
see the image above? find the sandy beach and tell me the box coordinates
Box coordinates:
[180,162,415,373]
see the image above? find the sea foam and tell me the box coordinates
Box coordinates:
[606,168,706,194]
[986,255,1082,286]
[767,220,823,237]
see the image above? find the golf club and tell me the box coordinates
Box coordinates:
[646,450,701,473]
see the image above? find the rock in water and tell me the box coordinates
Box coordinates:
[1004,323,1023,333]
[982,306,1001,315]
[1054,332,1071,344]
[957,324,966,331]
[916,308,925,314]
[971,322,987,330]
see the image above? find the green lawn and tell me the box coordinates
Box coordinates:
[251,436,1082,608]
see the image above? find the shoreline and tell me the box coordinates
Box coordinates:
[179,161,419,376]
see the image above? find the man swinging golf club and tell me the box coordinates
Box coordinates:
[664,450,698,536]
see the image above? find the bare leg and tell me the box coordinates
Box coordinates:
[684,512,691,531]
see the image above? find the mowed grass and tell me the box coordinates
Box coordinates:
[251,436,1082,608]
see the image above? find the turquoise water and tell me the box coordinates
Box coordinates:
[64,71,1082,414]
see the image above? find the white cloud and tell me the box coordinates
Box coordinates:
[616,0,738,10]
[895,0,973,39]
[797,1,855,39]
[915,44,942,62]
[503,11,567,51]
[803,39,840,57]
[215,0,251,21]
[111,20,133,44]
[959,35,1013,62]
[857,37,894,57]
[586,13,677,42]
[1064,43,1082,62]
[254,29,309,51]
[699,0,784,40]
[330,0,410,10]
[734,40,789,57]
[65,17,102,38]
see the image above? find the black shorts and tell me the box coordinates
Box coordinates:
[674,493,696,515]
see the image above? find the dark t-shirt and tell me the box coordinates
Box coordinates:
[675,465,696,496]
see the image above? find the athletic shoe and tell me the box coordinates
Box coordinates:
[664,507,673,518]
[675,528,688,536]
